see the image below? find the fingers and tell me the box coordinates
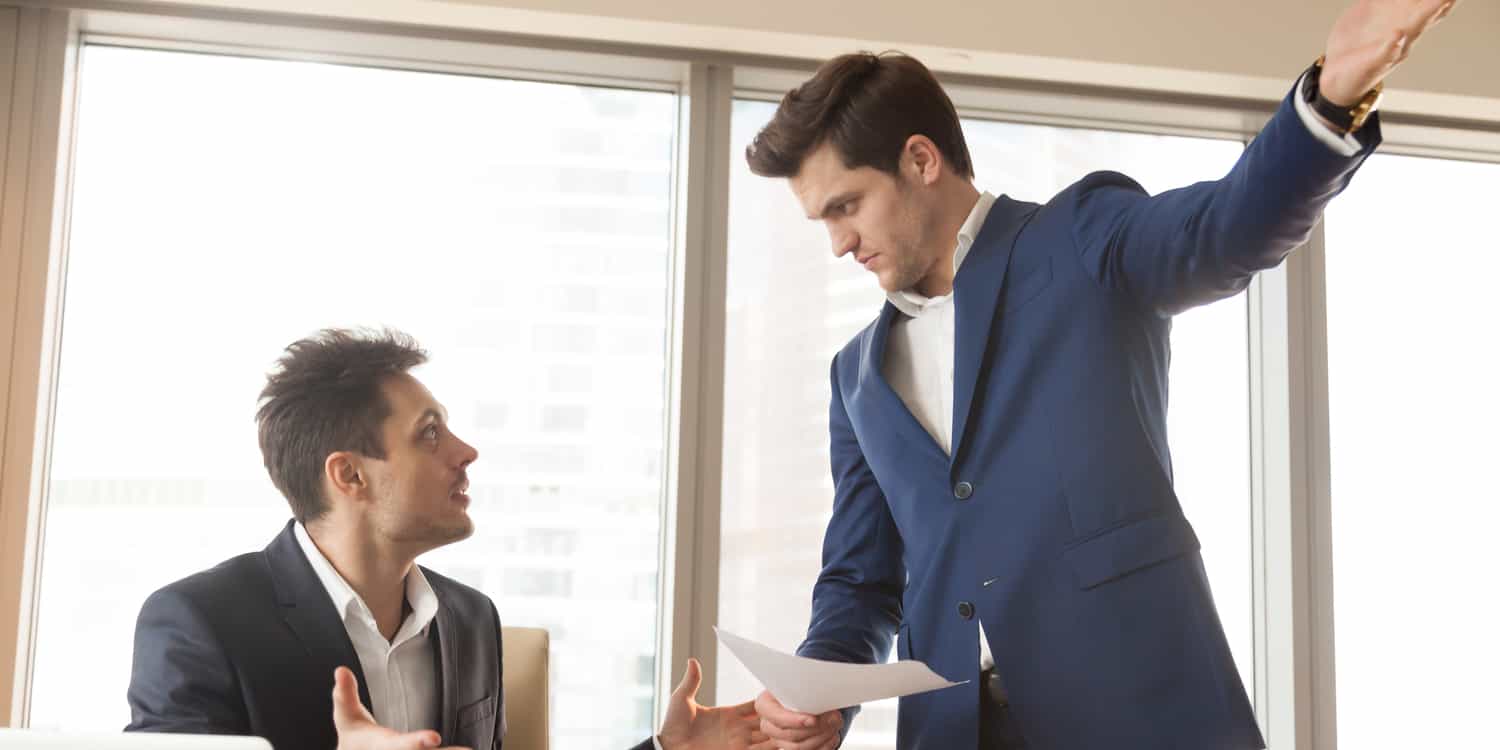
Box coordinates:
[331,666,373,729]
[1322,31,1406,104]
[1416,0,1454,43]
[740,694,840,748]
[1352,32,1407,75]
[1410,0,1455,30]
[753,690,818,729]
[759,718,832,745]
[758,708,842,747]
[670,658,703,705]
[333,668,456,750]
[817,711,844,738]
[756,726,838,750]
[390,732,446,750]
[726,698,759,718]
[723,706,773,750]
[1383,0,1460,69]
[1395,34,1413,64]
[758,715,830,744]
[1398,0,1455,48]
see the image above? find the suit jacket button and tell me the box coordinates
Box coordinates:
[954,481,974,500]
[957,601,975,620]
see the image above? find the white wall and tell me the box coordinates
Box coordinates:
[113,0,1500,104]
[455,0,1499,99]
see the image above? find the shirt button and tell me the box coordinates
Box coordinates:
[957,601,975,620]
[954,481,974,500]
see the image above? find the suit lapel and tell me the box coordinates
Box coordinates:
[950,196,1038,466]
[433,584,460,741]
[264,520,372,712]
[856,301,949,461]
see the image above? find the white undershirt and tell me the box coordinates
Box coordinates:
[294,522,440,732]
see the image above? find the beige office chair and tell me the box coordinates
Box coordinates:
[500,626,549,750]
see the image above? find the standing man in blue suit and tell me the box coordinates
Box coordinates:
[746,1,1461,748]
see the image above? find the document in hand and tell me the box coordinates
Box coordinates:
[715,627,967,714]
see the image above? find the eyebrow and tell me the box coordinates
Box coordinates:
[412,407,448,430]
[811,191,859,221]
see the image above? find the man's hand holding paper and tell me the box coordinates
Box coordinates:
[717,628,965,749]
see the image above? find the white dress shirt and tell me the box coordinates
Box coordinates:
[294,523,440,733]
[879,95,1356,672]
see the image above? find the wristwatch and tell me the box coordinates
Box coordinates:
[1301,55,1383,135]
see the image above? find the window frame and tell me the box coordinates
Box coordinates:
[0,5,1496,748]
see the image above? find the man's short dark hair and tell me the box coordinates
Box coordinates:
[745,51,973,180]
[255,328,428,522]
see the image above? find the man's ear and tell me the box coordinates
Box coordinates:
[325,451,367,502]
[903,134,944,186]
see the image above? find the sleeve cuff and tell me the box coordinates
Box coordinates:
[1292,71,1364,157]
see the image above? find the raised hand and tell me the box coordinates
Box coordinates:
[1321,0,1460,105]
[332,666,470,750]
[659,658,776,750]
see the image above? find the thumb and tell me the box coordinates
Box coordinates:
[331,666,374,729]
[395,731,444,750]
[670,658,703,705]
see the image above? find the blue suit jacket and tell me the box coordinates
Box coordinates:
[796,87,1378,749]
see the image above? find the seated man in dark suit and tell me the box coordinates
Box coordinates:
[126,328,767,750]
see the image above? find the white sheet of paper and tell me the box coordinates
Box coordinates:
[715,627,967,715]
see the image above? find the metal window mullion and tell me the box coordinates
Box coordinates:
[1249,217,1336,750]
[656,61,732,719]
[1301,221,1339,750]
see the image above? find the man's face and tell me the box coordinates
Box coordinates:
[359,372,478,550]
[790,140,941,293]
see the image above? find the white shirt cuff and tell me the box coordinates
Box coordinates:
[1292,71,1363,157]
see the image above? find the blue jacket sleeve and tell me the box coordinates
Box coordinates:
[795,359,905,741]
[1070,87,1379,316]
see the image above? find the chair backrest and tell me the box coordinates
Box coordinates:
[499,626,549,750]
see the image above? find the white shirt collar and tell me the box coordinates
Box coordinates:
[293,521,440,644]
[887,191,996,318]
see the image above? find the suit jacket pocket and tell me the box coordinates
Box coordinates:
[454,695,499,750]
[458,694,497,726]
[1062,512,1200,590]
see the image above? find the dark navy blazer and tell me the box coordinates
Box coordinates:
[125,520,508,750]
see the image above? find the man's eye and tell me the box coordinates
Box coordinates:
[424,425,439,440]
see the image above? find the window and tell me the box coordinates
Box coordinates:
[9,19,1494,749]
[1324,152,1500,749]
[26,45,678,750]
